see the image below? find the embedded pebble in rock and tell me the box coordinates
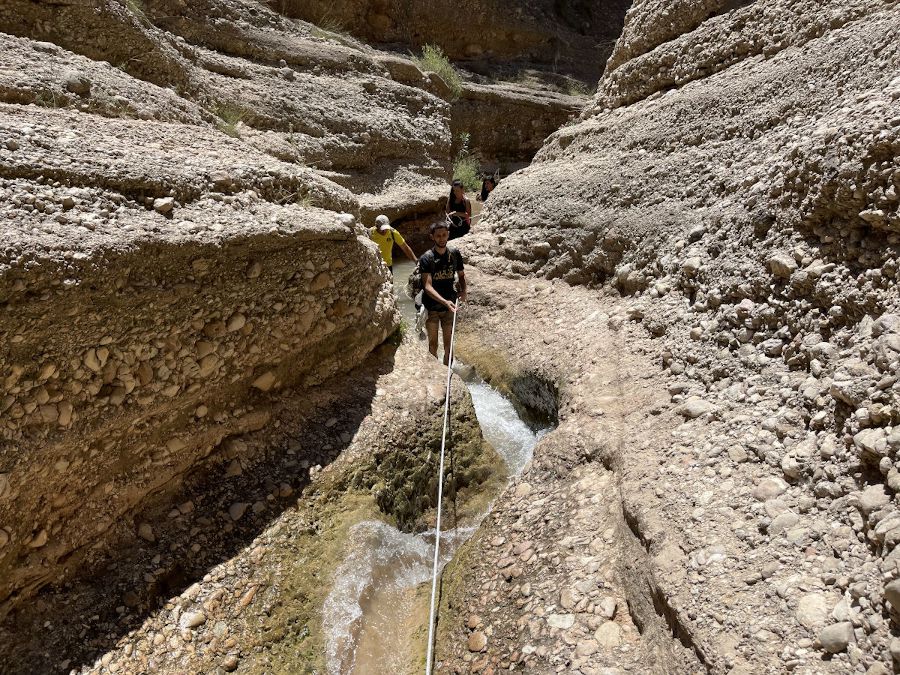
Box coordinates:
[856,485,890,515]
[576,639,599,657]
[179,611,206,629]
[137,524,155,542]
[599,596,617,619]
[594,621,622,649]
[882,579,900,612]
[228,503,248,522]
[547,614,575,630]
[819,623,854,654]
[63,71,91,97]
[674,396,717,419]
[467,631,488,652]
[152,197,175,215]
[753,477,789,501]
[796,593,830,631]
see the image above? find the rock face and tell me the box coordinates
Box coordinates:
[273,0,631,82]
[451,83,583,171]
[0,0,453,230]
[0,157,397,617]
[447,0,900,672]
[0,0,427,617]
[0,335,502,672]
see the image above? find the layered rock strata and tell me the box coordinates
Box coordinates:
[451,83,583,172]
[448,0,900,672]
[0,153,396,620]
[270,0,631,82]
[0,0,453,231]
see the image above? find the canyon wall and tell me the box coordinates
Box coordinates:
[450,0,900,672]
[270,0,631,82]
[0,0,588,621]
[0,0,433,616]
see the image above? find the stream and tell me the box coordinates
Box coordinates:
[322,260,544,674]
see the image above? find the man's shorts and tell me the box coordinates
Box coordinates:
[426,309,453,330]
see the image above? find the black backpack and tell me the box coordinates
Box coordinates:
[406,260,422,300]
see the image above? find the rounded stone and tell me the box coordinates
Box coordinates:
[467,631,487,652]
[819,622,853,653]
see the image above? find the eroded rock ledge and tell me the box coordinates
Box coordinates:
[0,176,398,614]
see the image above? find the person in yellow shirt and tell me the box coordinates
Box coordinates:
[370,214,417,273]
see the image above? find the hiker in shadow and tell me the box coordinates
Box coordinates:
[477,174,497,202]
[445,179,471,240]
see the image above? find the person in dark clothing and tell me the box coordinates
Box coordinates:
[445,179,471,240]
[478,175,496,202]
[420,220,467,364]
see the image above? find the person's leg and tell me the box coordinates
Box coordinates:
[440,312,453,365]
[426,311,439,358]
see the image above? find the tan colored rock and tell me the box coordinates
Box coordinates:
[467,631,487,652]
[251,371,277,392]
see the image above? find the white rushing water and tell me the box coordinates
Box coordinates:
[322,261,545,674]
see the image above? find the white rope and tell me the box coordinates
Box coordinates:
[425,305,459,675]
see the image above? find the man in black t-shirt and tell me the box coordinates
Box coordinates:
[420,220,467,364]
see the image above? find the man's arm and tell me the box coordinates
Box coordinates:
[457,270,467,302]
[423,272,456,312]
[400,242,417,262]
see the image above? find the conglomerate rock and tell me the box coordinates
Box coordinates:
[448,0,900,672]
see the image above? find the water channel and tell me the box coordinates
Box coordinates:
[322,260,544,674]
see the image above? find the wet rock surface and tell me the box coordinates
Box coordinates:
[0,336,500,674]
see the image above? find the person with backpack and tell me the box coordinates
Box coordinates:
[445,179,471,240]
[420,220,467,364]
[369,214,417,273]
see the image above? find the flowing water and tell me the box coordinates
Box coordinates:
[322,260,543,674]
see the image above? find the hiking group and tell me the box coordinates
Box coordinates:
[368,175,496,363]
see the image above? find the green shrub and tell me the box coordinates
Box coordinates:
[453,132,481,193]
[212,102,246,138]
[413,44,462,100]
[309,14,355,47]
[125,0,150,25]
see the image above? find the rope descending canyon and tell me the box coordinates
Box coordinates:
[425,306,459,675]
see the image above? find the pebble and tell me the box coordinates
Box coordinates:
[594,621,621,649]
[547,614,575,630]
[674,397,717,419]
[228,503,248,521]
[796,593,829,630]
[819,622,853,653]
[753,477,788,501]
[180,611,206,629]
[63,71,91,96]
[138,523,155,542]
[468,631,487,652]
[153,197,175,215]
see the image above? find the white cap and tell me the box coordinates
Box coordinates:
[376,214,390,231]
